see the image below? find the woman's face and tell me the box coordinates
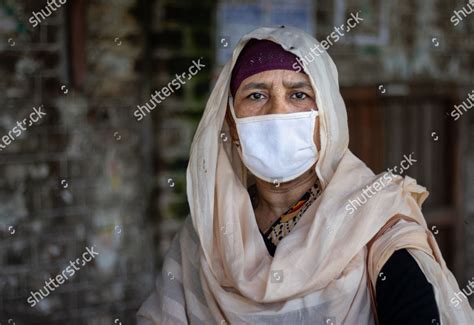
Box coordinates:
[226,69,321,150]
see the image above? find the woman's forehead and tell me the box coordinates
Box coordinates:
[239,70,313,90]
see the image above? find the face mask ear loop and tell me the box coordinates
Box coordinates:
[228,96,241,148]
[228,96,239,121]
[228,97,248,185]
[311,109,319,156]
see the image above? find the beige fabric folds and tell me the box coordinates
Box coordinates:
[137,26,474,324]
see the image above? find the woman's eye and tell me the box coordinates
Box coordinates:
[248,93,265,100]
[292,92,308,100]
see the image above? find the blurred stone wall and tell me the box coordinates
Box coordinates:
[321,0,473,85]
[0,0,154,323]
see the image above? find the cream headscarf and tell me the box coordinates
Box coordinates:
[137,26,474,324]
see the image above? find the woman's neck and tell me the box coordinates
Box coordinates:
[253,164,318,232]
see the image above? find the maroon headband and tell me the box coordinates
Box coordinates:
[230,39,304,97]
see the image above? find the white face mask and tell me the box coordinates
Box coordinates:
[228,97,319,184]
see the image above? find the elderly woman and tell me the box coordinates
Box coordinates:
[137,26,474,324]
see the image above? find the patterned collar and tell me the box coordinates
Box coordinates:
[248,180,322,256]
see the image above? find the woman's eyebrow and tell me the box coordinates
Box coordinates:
[241,82,270,91]
[283,81,313,90]
[240,81,314,92]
